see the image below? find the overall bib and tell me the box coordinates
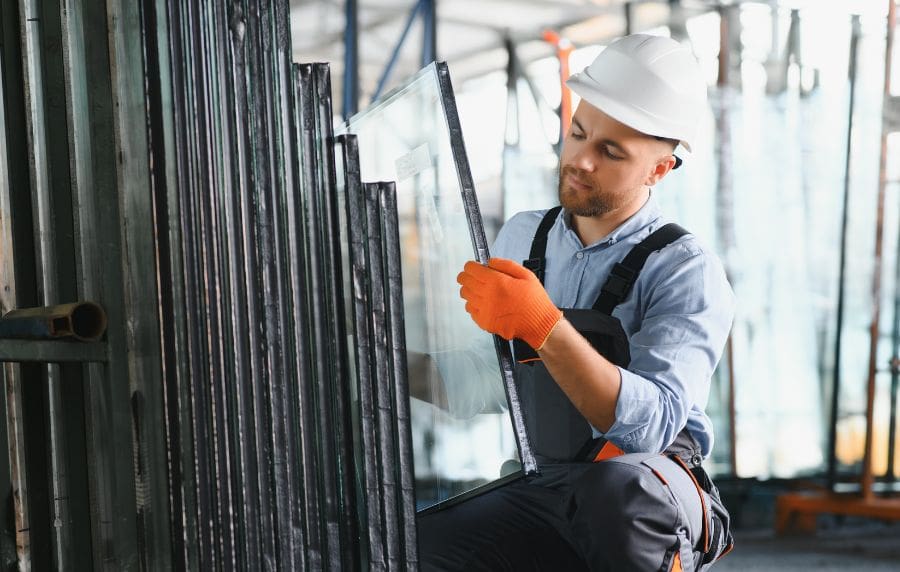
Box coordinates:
[512,205,697,465]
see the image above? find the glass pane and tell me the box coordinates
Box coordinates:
[338,63,526,511]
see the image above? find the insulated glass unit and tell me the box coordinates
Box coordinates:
[339,63,533,512]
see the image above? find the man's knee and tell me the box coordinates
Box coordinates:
[566,455,688,571]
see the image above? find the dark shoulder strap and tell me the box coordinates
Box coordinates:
[522,205,562,284]
[593,223,689,315]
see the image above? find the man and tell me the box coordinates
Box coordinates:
[418,34,735,571]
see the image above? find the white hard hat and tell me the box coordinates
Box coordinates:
[566,34,707,152]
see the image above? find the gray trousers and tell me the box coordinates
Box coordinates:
[418,453,732,571]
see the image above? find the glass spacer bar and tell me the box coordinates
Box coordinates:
[0,339,108,363]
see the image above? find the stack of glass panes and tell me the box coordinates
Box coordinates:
[338,63,535,524]
[147,0,532,563]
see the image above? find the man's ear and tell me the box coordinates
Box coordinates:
[644,156,676,186]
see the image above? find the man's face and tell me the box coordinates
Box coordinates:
[558,101,676,217]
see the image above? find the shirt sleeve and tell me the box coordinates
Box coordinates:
[596,247,735,453]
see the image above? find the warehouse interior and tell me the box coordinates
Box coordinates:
[0,0,899,569]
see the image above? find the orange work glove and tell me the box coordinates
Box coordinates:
[457,258,563,350]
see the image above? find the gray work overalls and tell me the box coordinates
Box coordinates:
[513,205,699,465]
[419,207,735,571]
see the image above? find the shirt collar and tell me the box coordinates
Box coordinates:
[560,192,662,249]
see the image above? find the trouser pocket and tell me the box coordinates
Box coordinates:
[672,459,734,570]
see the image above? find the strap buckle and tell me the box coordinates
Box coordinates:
[600,263,637,299]
[523,257,545,282]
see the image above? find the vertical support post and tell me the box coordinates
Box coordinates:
[718,4,730,87]
[343,0,358,119]
[0,5,32,563]
[624,1,634,36]
[827,15,861,490]
[17,0,73,566]
[861,0,896,500]
[422,0,436,67]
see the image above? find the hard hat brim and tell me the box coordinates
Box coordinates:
[567,71,694,153]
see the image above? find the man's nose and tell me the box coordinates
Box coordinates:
[569,146,597,172]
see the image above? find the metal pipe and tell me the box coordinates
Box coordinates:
[861,0,896,501]
[18,0,72,564]
[343,0,359,119]
[826,15,861,490]
[0,302,108,342]
[422,0,436,67]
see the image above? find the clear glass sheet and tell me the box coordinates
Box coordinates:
[338,64,524,511]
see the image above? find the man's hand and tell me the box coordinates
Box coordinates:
[456,258,563,350]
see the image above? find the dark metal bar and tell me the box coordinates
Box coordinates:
[827,15,861,490]
[0,340,107,363]
[624,1,634,36]
[372,0,424,102]
[422,0,436,67]
[434,61,536,474]
[0,12,30,563]
[314,62,360,571]
[339,134,386,570]
[18,0,76,564]
[379,182,419,570]
[344,0,359,119]
[365,181,402,570]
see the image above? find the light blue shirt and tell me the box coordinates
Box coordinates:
[491,195,734,458]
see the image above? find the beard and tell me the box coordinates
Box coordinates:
[557,165,613,217]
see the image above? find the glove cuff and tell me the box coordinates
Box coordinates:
[522,304,563,350]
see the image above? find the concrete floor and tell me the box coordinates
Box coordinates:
[716,524,900,571]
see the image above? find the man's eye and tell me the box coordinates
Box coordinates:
[603,146,624,161]
[570,131,585,140]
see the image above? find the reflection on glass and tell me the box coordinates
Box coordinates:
[338,64,521,511]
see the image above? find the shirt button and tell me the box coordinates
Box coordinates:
[575,252,584,260]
